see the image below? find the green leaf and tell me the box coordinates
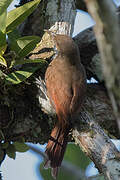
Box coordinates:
[0,55,7,67]
[64,144,91,170]
[6,0,41,33]
[7,29,21,53]
[8,32,40,57]
[17,137,25,143]
[0,11,7,55]
[0,11,7,33]
[6,144,16,159]
[17,36,40,49]
[5,66,40,85]
[17,36,40,57]
[14,58,46,66]
[1,142,9,149]
[0,37,7,56]
[0,12,7,54]
[0,0,13,16]
[13,142,29,152]
[0,44,7,56]
[0,30,7,55]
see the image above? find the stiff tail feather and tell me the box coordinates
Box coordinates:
[44,124,70,178]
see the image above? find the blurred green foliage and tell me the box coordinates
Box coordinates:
[40,143,91,180]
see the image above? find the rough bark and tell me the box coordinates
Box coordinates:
[73,6,120,82]
[84,0,120,131]
[73,28,100,81]
[0,81,118,140]
[19,0,76,36]
[73,111,120,180]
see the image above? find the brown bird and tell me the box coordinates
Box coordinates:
[44,33,86,178]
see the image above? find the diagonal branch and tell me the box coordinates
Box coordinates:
[73,110,120,180]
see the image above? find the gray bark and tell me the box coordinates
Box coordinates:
[84,0,120,132]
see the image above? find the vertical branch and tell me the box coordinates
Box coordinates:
[84,0,120,130]
[19,0,76,36]
[45,0,76,35]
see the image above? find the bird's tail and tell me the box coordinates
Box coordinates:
[44,124,70,178]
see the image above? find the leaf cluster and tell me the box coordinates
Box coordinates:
[0,138,29,161]
[0,0,45,164]
[0,0,46,85]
